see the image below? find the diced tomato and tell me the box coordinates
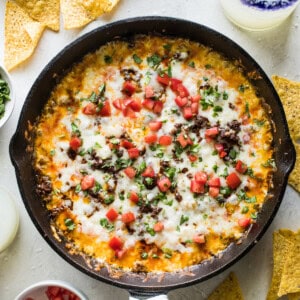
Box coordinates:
[127,148,140,159]
[177,133,193,148]
[99,100,111,117]
[142,166,155,178]
[69,136,82,151]
[123,98,134,107]
[142,99,155,110]
[193,234,206,244]
[47,286,60,296]
[106,208,118,221]
[157,177,171,192]
[129,191,139,204]
[235,160,248,174]
[121,139,134,149]
[128,99,142,112]
[51,296,63,300]
[226,172,241,189]
[207,177,221,188]
[205,127,219,137]
[159,135,172,146]
[112,99,123,110]
[121,212,136,224]
[175,96,188,107]
[191,102,199,114]
[145,85,154,98]
[144,134,157,144]
[108,236,123,250]
[170,78,182,91]
[188,154,198,162]
[215,143,224,152]
[124,166,136,179]
[154,222,164,232]
[190,180,205,194]
[122,106,136,118]
[81,175,95,190]
[191,95,201,103]
[183,106,193,120]
[219,151,227,158]
[122,81,136,96]
[153,101,163,114]
[82,102,97,115]
[157,74,171,86]
[177,83,190,97]
[194,171,208,184]
[238,217,251,228]
[115,249,127,259]
[149,120,162,131]
[209,187,220,198]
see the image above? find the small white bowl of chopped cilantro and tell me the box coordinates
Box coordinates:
[0,64,14,128]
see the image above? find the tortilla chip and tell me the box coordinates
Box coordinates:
[267,232,294,300]
[4,0,45,71]
[82,0,120,17]
[278,230,300,296]
[208,272,244,300]
[13,0,60,31]
[272,75,300,192]
[288,293,300,300]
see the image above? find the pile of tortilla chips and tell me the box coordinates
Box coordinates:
[267,229,300,300]
[4,0,120,71]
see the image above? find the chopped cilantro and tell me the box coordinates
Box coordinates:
[254,119,265,127]
[262,158,276,168]
[163,43,172,52]
[50,149,56,156]
[104,55,112,64]
[141,252,148,259]
[213,165,218,172]
[229,149,237,159]
[245,196,257,203]
[71,122,81,136]
[251,212,258,220]
[238,84,249,93]
[200,98,214,110]
[152,253,159,259]
[212,150,218,156]
[241,206,249,214]
[147,54,161,69]
[165,167,176,180]
[104,195,114,205]
[220,186,231,197]
[205,63,212,69]
[245,102,250,118]
[75,184,81,193]
[167,64,172,77]
[188,61,195,68]
[180,215,189,225]
[115,158,132,170]
[64,218,75,231]
[133,54,142,64]
[99,218,115,232]
[98,83,106,96]
[222,91,229,100]
[119,191,125,201]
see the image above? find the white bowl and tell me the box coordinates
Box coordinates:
[0,64,15,128]
[15,280,89,300]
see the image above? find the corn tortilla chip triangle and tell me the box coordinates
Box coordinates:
[13,0,60,31]
[4,0,45,71]
[82,0,120,17]
[266,232,294,300]
[272,75,300,193]
[208,272,244,300]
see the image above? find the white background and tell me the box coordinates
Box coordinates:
[0,1,300,299]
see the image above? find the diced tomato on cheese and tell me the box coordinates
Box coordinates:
[238,217,251,228]
[177,83,190,98]
[69,137,82,151]
[142,99,155,110]
[124,166,136,178]
[226,172,241,189]
[235,160,248,174]
[127,148,140,159]
[154,222,164,232]
[158,135,172,146]
[190,180,205,194]
[106,208,118,221]
[149,120,162,131]
[207,177,221,187]
[157,74,171,86]
[122,81,136,96]
[129,191,139,204]
[128,99,142,112]
[81,175,95,190]
[209,187,220,198]
[177,133,193,148]
[191,102,199,114]
[153,101,163,114]
[144,134,157,144]
[157,177,171,192]
[112,99,123,110]
[115,249,127,259]
[47,286,60,297]
[170,78,182,92]
[188,154,198,162]
[145,85,154,98]
[193,234,206,244]
[175,96,188,107]
[121,139,134,149]
[99,100,111,117]
[191,95,201,103]
[194,171,208,184]
[205,127,219,137]
[121,212,136,224]
[183,106,193,120]
[142,166,155,178]
[122,106,136,118]
[108,236,123,250]
[82,102,97,115]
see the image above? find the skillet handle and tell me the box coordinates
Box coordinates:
[129,292,168,300]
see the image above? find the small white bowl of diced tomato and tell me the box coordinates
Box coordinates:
[15,280,88,300]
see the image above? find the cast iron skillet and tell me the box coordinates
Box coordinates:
[10,17,295,299]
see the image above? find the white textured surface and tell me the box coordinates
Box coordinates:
[0,1,299,299]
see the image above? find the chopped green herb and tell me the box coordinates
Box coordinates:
[92,181,102,193]
[241,206,249,214]
[152,253,159,259]
[220,186,231,197]
[200,98,214,110]
[115,158,132,170]
[212,150,218,156]
[167,65,172,77]
[165,167,176,180]
[88,91,97,102]
[245,196,257,203]
[251,212,258,220]
[104,55,112,64]
[133,54,142,64]
[163,43,171,52]
[229,149,237,159]
[147,54,161,69]
[104,195,114,205]
[100,218,115,232]
[188,61,195,68]
[205,63,212,69]
[262,158,276,168]
[180,215,189,225]
[222,91,229,100]
[245,102,250,118]
[254,119,265,127]
[213,106,223,113]
[145,224,156,236]
[141,252,148,259]
[203,213,208,219]
[203,76,209,81]
[220,167,229,178]
[64,218,76,231]
[75,184,81,193]
[71,122,81,136]
[238,84,249,93]
[145,71,152,85]
[0,77,10,119]
[213,165,218,172]
[98,83,106,96]
[50,149,56,156]
[119,191,125,201]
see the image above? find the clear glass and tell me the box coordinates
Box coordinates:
[221,0,300,31]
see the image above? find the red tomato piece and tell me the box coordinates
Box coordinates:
[219,151,227,158]
[153,101,163,114]
[215,143,224,152]
[183,106,193,120]
[81,175,95,190]
[149,120,162,131]
[177,133,193,148]
[109,236,123,250]
[129,191,139,204]
[157,177,172,192]
[226,172,241,189]
[154,222,164,232]
[121,212,136,224]
[82,102,97,115]
[144,134,158,144]
[177,83,190,97]
[191,102,199,114]
[106,208,118,221]
[190,180,205,193]
[115,249,127,259]
[129,99,142,112]
[170,78,182,91]
[209,187,220,198]
[124,166,136,179]
[122,81,136,96]
[121,139,134,149]
[191,95,201,103]
[99,100,111,117]
[127,148,140,159]
[194,171,208,184]
[142,166,155,178]
[175,96,188,107]
[188,154,198,162]
[159,135,172,146]
[238,217,251,228]
[52,296,63,300]
[112,99,123,110]
[47,286,60,296]
[122,106,136,118]
[145,85,154,98]
[235,160,248,174]
[193,234,206,244]
[205,127,219,137]
[142,99,155,110]
[157,74,171,86]
[207,177,221,187]
[69,136,82,151]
